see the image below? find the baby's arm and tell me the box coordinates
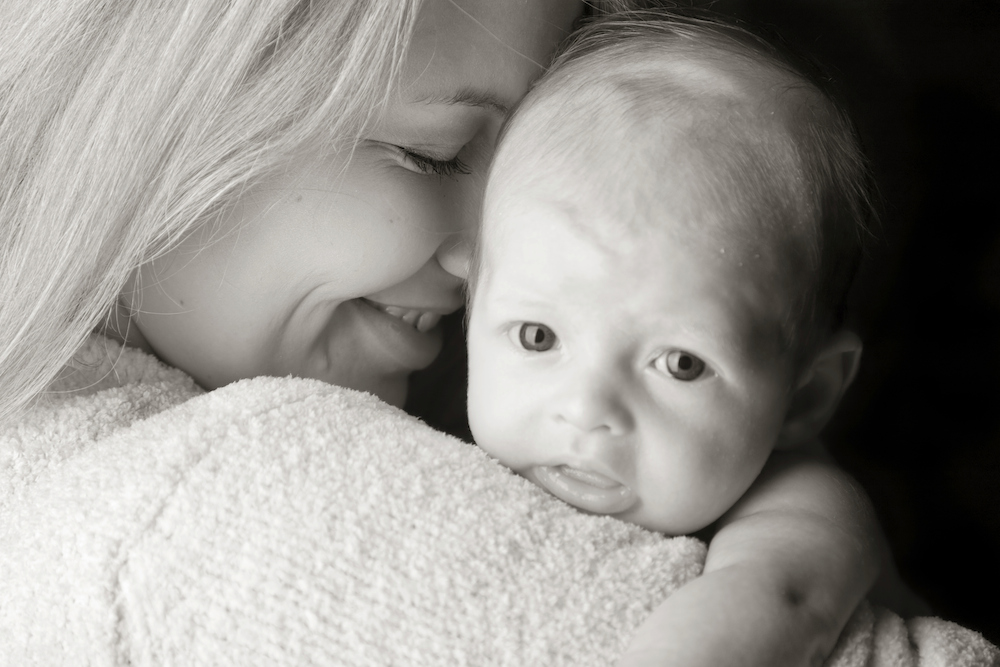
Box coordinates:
[618,446,882,667]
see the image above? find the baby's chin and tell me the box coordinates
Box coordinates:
[613,507,719,538]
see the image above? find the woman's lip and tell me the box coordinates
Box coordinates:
[530,465,637,515]
[352,298,444,371]
[362,299,455,333]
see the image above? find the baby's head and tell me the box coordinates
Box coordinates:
[467,13,873,534]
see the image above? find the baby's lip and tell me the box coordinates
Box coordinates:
[557,466,621,489]
[530,465,637,516]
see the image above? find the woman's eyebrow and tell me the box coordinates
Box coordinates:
[417,87,511,116]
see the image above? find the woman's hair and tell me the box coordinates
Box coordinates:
[0,0,423,424]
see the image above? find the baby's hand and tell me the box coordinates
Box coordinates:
[619,447,885,667]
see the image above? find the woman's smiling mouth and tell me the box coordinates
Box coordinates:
[379,304,442,332]
[363,299,444,333]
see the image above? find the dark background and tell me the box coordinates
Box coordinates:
[713,0,1000,645]
[409,0,1000,646]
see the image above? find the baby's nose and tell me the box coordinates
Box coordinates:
[555,376,634,437]
[436,234,473,280]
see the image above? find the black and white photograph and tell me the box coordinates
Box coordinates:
[2,1,998,664]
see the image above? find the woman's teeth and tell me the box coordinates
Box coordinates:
[378,305,442,332]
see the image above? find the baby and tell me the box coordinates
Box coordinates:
[467,12,889,667]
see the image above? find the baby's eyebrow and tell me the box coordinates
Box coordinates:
[417,87,511,116]
[483,285,559,314]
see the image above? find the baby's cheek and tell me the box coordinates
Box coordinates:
[468,372,522,466]
[466,321,503,419]
[466,358,500,445]
[466,321,540,467]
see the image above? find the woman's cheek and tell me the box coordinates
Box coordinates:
[328,167,452,283]
[387,169,468,240]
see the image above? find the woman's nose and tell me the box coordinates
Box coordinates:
[554,372,634,436]
[436,234,473,280]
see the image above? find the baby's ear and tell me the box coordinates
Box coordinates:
[776,330,862,450]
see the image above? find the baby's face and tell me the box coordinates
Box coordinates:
[467,160,800,535]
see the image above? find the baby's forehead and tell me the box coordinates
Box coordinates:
[479,190,798,356]
[496,41,813,195]
[496,80,807,236]
[484,39,819,308]
[484,169,798,299]
[494,52,811,239]
[520,36,802,136]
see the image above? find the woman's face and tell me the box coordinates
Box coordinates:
[121,0,581,406]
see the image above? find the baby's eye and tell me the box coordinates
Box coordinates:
[514,322,557,352]
[653,350,707,381]
[396,146,471,178]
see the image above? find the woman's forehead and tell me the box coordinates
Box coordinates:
[400,0,582,111]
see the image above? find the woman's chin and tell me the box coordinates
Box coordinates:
[347,373,409,408]
[374,380,408,407]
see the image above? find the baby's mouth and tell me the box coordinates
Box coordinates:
[363,299,442,333]
[531,465,637,516]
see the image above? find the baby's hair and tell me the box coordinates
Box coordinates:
[480,8,876,360]
[0,0,424,425]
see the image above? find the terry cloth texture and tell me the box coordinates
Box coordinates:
[1,336,996,666]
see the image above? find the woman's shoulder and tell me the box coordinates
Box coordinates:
[1,335,203,498]
[47,334,200,396]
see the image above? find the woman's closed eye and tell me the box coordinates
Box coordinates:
[395,145,471,178]
[652,349,707,381]
[510,322,557,352]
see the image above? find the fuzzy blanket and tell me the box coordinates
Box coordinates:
[1,336,996,666]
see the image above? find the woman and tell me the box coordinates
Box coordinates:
[3,0,681,663]
[0,0,583,420]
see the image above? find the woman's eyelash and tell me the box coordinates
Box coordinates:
[399,147,471,178]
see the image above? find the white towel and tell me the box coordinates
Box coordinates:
[1,336,995,666]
